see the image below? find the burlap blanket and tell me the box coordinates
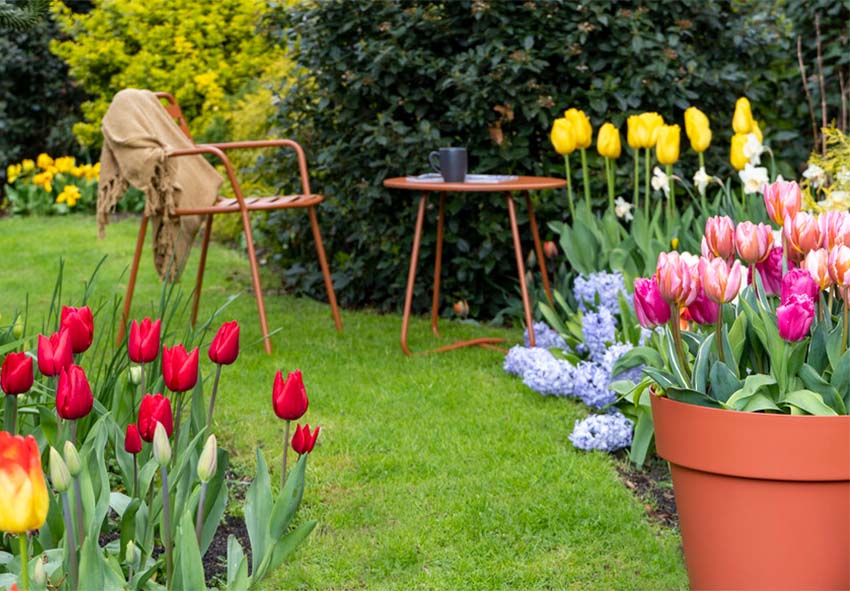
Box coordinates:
[97,89,222,281]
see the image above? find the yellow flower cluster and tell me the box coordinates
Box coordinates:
[56,184,81,207]
[5,153,101,213]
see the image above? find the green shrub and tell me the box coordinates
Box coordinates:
[262,0,798,317]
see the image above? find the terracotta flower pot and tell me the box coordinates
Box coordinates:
[651,394,850,590]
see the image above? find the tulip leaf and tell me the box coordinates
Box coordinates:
[724,374,778,411]
[690,333,713,393]
[799,364,846,415]
[119,497,141,568]
[806,323,828,373]
[226,535,249,591]
[172,511,207,591]
[666,387,722,408]
[245,447,273,577]
[270,453,307,540]
[641,366,677,391]
[37,406,58,448]
[628,404,654,467]
[611,347,662,381]
[727,312,747,372]
[258,520,318,583]
[826,324,844,373]
[708,361,742,403]
[538,302,567,339]
[189,371,206,436]
[782,389,839,416]
[662,327,689,388]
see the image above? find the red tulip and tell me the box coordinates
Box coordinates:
[56,365,93,420]
[633,277,671,328]
[138,393,173,442]
[128,318,161,364]
[777,293,815,342]
[124,424,142,454]
[161,344,199,392]
[291,423,320,455]
[60,305,94,354]
[37,329,73,377]
[272,369,308,421]
[208,321,240,365]
[1,352,33,396]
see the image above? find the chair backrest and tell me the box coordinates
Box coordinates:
[154,92,194,142]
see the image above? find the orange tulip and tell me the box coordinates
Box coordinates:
[0,432,48,533]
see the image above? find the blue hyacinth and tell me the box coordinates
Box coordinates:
[503,345,554,377]
[572,360,616,408]
[521,353,576,398]
[569,411,634,452]
[573,272,627,316]
[524,321,567,350]
[581,308,617,363]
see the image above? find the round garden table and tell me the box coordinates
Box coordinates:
[383,175,566,355]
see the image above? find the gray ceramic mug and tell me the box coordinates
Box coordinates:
[429,147,467,182]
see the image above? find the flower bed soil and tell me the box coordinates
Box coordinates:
[615,454,678,529]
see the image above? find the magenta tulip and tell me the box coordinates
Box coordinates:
[763,179,801,227]
[780,268,820,306]
[750,247,788,296]
[633,278,671,328]
[686,288,719,326]
[777,293,815,341]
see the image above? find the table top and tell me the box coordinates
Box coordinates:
[383,175,567,192]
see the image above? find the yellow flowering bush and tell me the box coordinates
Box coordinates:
[4,153,100,215]
[801,127,850,212]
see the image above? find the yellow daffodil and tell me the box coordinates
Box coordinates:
[550,118,576,155]
[684,107,712,153]
[655,124,681,165]
[733,97,754,134]
[597,122,622,159]
[563,108,593,149]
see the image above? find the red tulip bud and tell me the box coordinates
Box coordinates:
[291,423,320,455]
[124,424,142,454]
[138,393,173,442]
[128,318,161,364]
[1,352,33,396]
[272,369,308,421]
[56,365,93,420]
[162,344,199,392]
[208,321,240,365]
[60,306,94,354]
[37,330,73,377]
[543,241,558,259]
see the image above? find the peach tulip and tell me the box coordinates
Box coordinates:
[783,212,821,262]
[804,248,832,290]
[819,210,850,249]
[763,180,801,227]
[702,215,736,261]
[655,251,700,307]
[828,245,850,288]
[735,222,774,264]
[700,257,743,304]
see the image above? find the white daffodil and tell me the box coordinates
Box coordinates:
[803,163,826,188]
[613,196,634,221]
[738,163,769,194]
[693,167,710,196]
[743,132,764,165]
[651,166,670,196]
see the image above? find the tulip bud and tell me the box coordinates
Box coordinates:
[563,108,593,149]
[655,124,680,165]
[153,422,171,467]
[550,118,576,155]
[543,241,558,259]
[197,434,218,483]
[730,133,749,171]
[291,423,320,455]
[733,97,754,134]
[596,122,622,159]
[49,447,71,493]
[12,319,23,339]
[128,365,142,385]
[63,440,82,477]
[125,424,142,454]
[126,540,138,564]
[633,277,671,329]
[32,555,46,585]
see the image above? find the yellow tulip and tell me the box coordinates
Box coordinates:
[730,133,749,170]
[6,164,21,184]
[655,124,680,165]
[684,107,712,153]
[54,156,75,174]
[626,115,647,150]
[733,97,754,134]
[564,108,593,149]
[550,118,576,155]
[36,153,53,170]
[597,122,622,159]
[0,433,49,534]
[750,119,763,143]
[640,112,665,147]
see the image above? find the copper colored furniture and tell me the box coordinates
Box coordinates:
[118,92,342,354]
[383,176,565,355]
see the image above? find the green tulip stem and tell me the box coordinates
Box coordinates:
[133,455,138,499]
[172,391,184,446]
[139,363,145,408]
[580,148,591,209]
[160,466,173,590]
[740,182,746,211]
[606,158,616,211]
[644,149,651,218]
[281,419,291,489]
[633,148,640,211]
[716,306,725,363]
[61,491,78,591]
[195,481,208,545]
[207,363,223,427]
[666,164,675,217]
[563,154,575,219]
[9,396,17,436]
[18,534,29,591]
[73,471,84,547]
[698,151,705,172]
[669,304,691,381]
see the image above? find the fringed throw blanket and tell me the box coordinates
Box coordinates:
[97,89,222,281]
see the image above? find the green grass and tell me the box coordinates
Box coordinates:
[0,216,687,590]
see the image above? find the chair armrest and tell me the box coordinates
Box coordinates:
[165,145,251,210]
[204,139,313,195]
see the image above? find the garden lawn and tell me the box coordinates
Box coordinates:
[0,216,687,590]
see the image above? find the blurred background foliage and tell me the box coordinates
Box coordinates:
[1,0,848,318]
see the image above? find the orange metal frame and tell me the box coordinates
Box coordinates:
[116,92,342,354]
[384,176,564,355]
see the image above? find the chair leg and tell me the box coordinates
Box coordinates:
[190,214,214,327]
[117,216,149,347]
[308,206,343,331]
[241,210,273,355]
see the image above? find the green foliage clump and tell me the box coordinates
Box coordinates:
[262,0,796,317]
[50,0,289,148]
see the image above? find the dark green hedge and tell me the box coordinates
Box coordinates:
[262,0,816,318]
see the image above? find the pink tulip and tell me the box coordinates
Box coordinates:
[783,212,821,263]
[828,245,850,288]
[763,179,801,227]
[819,211,850,249]
[700,257,743,304]
[777,293,815,342]
[655,252,700,307]
[780,268,820,306]
[686,288,719,326]
[750,246,787,296]
[701,216,736,261]
[633,278,672,328]
[735,222,773,264]
[805,248,832,290]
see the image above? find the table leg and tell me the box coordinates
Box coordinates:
[431,192,446,336]
[401,193,429,355]
[506,192,536,347]
[525,191,553,307]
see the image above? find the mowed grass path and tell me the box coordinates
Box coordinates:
[0,216,686,590]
